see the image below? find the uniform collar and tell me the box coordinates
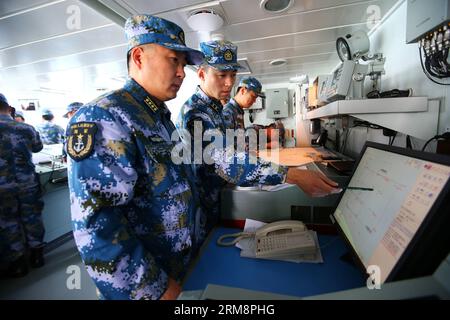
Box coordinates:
[227,98,244,115]
[0,114,13,120]
[124,77,171,119]
[195,86,223,114]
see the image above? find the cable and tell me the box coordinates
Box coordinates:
[217,232,254,246]
[390,132,397,146]
[419,47,450,85]
[406,135,413,150]
[341,127,352,154]
[41,161,56,192]
[422,132,450,152]
[422,136,438,152]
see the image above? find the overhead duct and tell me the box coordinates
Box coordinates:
[79,0,130,26]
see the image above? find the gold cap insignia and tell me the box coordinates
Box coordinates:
[224,49,233,62]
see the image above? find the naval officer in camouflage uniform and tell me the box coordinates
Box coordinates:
[223,76,265,130]
[0,93,46,278]
[177,41,284,236]
[67,15,207,300]
[177,41,342,236]
[35,108,65,144]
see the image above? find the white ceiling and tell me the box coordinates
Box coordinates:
[0,0,399,97]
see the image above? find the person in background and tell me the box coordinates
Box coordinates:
[63,102,83,120]
[35,108,64,144]
[178,40,341,242]
[14,110,25,123]
[265,120,285,149]
[0,93,46,278]
[223,76,265,130]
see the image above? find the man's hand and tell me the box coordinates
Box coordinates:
[160,278,182,300]
[286,168,342,197]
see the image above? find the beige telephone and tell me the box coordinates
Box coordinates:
[255,220,317,258]
[217,220,317,259]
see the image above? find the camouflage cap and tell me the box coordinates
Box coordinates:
[41,108,53,117]
[0,93,8,105]
[15,110,24,119]
[125,14,204,65]
[238,76,265,98]
[200,40,243,71]
[63,102,83,118]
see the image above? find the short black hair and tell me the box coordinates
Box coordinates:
[0,101,9,111]
[43,114,54,121]
[200,64,212,72]
[127,51,131,72]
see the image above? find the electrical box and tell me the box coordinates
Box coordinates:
[265,88,289,118]
[322,61,368,102]
[308,75,329,109]
[323,61,355,102]
[406,0,450,43]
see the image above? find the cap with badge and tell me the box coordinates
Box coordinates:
[200,40,243,71]
[125,14,204,65]
[63,102,83,118]
[0,93,9,105]
[238,76,265,98]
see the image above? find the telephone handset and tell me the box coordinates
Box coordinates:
[217,220,317,259]
[255,220,306,237]
[255,220,316,258]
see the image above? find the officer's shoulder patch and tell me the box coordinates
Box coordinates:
[67,122,98,161]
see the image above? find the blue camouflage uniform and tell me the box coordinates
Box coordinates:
[66,14,205,300]
[35,109,65,144]
[177,41,287,238]
[0,94,45,264]
[222,98,244,130]
[223,76,265,130]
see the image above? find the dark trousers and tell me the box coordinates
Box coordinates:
[0,185,45,262]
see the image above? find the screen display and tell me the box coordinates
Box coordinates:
[334,146,450,283]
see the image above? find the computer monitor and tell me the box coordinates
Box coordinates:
[332,142,450,283]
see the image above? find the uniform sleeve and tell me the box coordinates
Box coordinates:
[31,127,43,153]
[211,141,287,186]
[185,113,287,187]
[58,125,65,144]
[62,125,68,158]
[69,107,169,300]
[222,106,234,129]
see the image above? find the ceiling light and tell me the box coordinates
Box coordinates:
[186,9,224,32]
[260,0,294,13]
[289,74,309,84]
[269,58,287,66]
